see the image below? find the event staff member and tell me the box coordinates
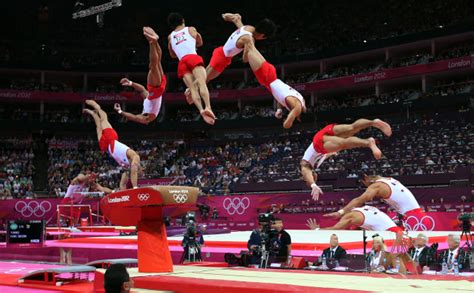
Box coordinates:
[321,234,347,262]
[407,233,435,269]
[436,234,470,271]
[104,263,133,293]
[270,218,292,263]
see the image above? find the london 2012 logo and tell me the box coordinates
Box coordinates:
[15,201,52,218]
[107,195,130,204]
[169,189,188,203]
[223,197,250,215]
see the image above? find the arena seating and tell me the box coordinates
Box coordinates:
[0,138,35,198]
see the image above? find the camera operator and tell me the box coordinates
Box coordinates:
[270,218,292,263]
[247,222,265,265]
[181,214,204,263]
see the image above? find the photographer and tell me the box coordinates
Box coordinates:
[181,214,205,263]
[270,218,292,263]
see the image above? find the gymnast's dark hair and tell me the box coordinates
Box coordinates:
[255,18,277,38]
[104,263,130,293]
[167,12,185,28]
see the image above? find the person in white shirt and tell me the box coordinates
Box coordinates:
[306,205,403,234]
[83,100,140,189]
[206,13,276,82]
[243,39,306,129]
[115,27,167,125]
[324,175,428,231]
[301,120,391,200]
[167,12,215,125]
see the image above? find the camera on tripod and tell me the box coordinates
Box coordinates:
[458,213,473,232]
[458,212,473,250]
[181,212,202,263]
[185,211,197,237]
[257,212,278,268]
[258,212,275,237]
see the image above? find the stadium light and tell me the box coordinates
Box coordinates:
[72,0,122,19]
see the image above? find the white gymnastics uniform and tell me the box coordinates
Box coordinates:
[270,79,307,112]
[170,27,197,60]
[143,94,162,117]
[222,26,253,57]
[352,206,398,231]
[302,144,327,168]
[376,178,420,214]
[108,140,131,168]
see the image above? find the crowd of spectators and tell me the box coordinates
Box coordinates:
[0,138,35,199]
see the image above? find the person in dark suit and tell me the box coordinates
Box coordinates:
[321,234,347,262]
[436,234,471,272]
[407,233,435,269]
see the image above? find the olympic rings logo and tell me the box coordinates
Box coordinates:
[392,215,436,231]
[15,201,52,218]
[223,197,250,215]
[137,193,150,202]
[173,193,188,204]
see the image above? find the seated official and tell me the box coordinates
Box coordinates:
[436,234,470,271]
[104,263,133,293]
[321,234,347,263]
[269,218,292,263]
[369,235,406,273]
[407,233,435,269]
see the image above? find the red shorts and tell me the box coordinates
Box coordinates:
[387,226,404,233]
[312,123,337,154]
[177,54,204,79]
[253,61,277,90]
[147,74,167,100]
[99,128,118,152]
[405,208,433,231]
[209,46,232,73]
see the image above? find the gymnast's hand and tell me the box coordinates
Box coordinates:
[306,218,320,230]
[120,78,133,86]
[114,103,122,113]
[275,108,283,119]
[310,183,323,200]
